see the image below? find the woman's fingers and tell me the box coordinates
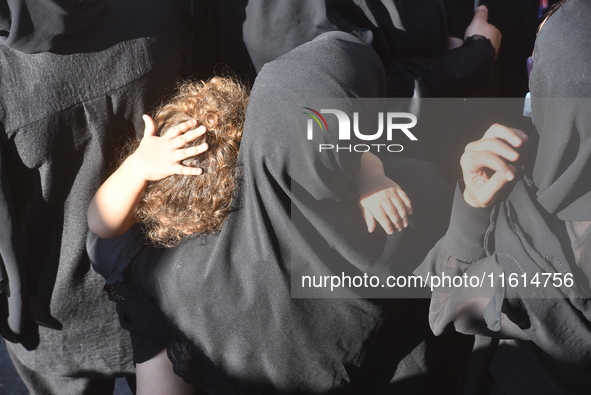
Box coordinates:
[461,150,516,182]
[464,123,528,182]
[170,125,207,149]
[163,119,198,139]
[473,4,488,21]
[460,124,529,208]
[464,165,516,208]
[462,149,517,207]
[475,166,515,201]
[481,124,528,147]
[465,138,521,163]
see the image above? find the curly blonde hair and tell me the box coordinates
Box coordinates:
[134,77,248,247]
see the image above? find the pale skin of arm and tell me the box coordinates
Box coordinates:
[352,152,413,235]
[87,115,208,239]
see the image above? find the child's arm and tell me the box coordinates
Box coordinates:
[352,152,413,235]
[87,115,208,239]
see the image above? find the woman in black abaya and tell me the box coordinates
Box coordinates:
[1,1,190,393]
[416,1,591,393]
[191,0,499,98]
[89,31,463,394]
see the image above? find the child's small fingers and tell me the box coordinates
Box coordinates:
[397,189,413,215]
[174,143,208,161]
[175,165,203,176]
[142,115,157,137]
[164,119,198,139]
[387,198,406,230]
[171,126,207,149]
[363,207,376,233]
[371,206,395,235]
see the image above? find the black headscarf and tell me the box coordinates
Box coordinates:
[1,0,189,376]
[0,0,109,53]
[483,0,591,368]
[528,0,591,221]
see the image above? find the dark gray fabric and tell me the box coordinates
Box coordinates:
[0,0,109,54]
[416,1,591,392]
[324,0,495,97]
[87,226,144,285]
[491,180,591,365]
[192,0,495,97]
[485,0,591,365]
[416,187,591,393]
[92,31,462,393]
[529,0,591,221]
[443,182,494,263]
[137,31,388,392]
[0,0,189,378]
[0,132,26,342]
[6,344,119,395]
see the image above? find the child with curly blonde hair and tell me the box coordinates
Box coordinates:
[88,77,248,394]
[88,77,248,246]
[86,34,431,395]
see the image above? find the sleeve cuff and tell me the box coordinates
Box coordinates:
[86,225,144,284]
[443,181,493,262]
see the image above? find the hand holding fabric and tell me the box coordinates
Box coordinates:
[461,124,528,208]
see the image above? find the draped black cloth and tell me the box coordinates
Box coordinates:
[191,0,494,97]
[0,0,189,378]
[90,32,463,393]
[0,0,109,54]
[416,1,591,393]
[487,0,591,371]
[528,1,591,222]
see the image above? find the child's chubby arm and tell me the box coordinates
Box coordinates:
[352,152,413,235]
[88,115,208,239]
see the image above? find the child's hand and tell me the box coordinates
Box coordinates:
[358,175,413,235]
[130,115,209,181]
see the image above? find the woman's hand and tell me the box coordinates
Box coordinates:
[358,174,413,235]
[129,115,209,181]
[461,124,528,208]
[465,5,501,57]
